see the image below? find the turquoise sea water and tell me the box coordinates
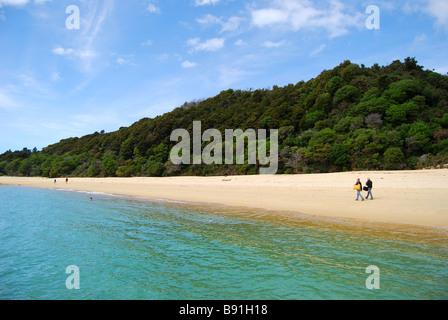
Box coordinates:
[0,185,447,300]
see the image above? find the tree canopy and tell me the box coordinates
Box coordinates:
[1,57,447,177]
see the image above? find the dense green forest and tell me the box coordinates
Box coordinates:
[1,58,448,178]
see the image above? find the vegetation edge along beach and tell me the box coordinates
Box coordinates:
[1,58,448,228]
[1,58,448,178]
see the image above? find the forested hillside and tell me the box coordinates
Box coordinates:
[1,58,448,177]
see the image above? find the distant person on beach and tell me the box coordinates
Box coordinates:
[54,179,56,184]
[354,178,364,201]
[66,178,68,184]
[365,178,373,200]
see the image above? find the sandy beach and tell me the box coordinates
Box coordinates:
[1,169,448,228]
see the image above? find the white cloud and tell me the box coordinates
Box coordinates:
[141,40,153,47]
[195,0,219,6]
[116,56,136,66]
[0,0,51,7]
[52,45,97,60]
[221,16,244,32]
[412,33,427,46]
[116,57,127,65]
[52,45,75,57]
[251,0,363,38]
[197,14,244,32]
[181,61,198,69]
[197,13,220,25]
[262,40,290,48]
[235,39,248,46]
[0,0,29,7]
[426,0,448,28]
[252,8,289,26]
[401,0,448,30]
[146,3,160,14]
[187,37,225,52]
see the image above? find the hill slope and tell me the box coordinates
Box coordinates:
[1,57,448,177]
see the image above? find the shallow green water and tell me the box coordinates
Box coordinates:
[0,185,447,299]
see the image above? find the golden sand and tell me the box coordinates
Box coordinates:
[1,169,448,228]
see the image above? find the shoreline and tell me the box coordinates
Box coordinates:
[1,169,448,229]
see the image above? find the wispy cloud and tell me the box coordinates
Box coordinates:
[146,2,160,14]
[197,14,244,32]
[52,45,75,57]
[401,0,448,30]
[310,43,326,57]
[52,45,97,63]
[51,0,114,74]
[187,37,225,52]
[0,0,29,7]
[116,55,136,66]
[181,60,198,69]
[195,0,219,6]
[425,0,448,29]
[140,40,153,47]
[262,40,290,48]
[0,0,52,8]
[50,71,61,82]
[0,90,17,110]
[235,39,248,46]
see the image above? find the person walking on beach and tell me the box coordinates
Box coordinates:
[365,178,373,200]
[354,178,364,201]
[66,178,68,184]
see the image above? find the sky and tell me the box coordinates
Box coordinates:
[0,0,447,153]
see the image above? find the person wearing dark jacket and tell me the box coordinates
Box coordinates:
[365,178,373,200]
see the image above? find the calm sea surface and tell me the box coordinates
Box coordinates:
[0,185,447,300]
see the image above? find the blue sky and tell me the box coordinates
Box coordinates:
[0,0,447,153]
